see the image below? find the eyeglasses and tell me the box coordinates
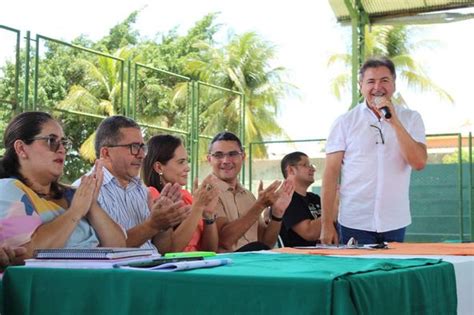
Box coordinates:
[346,237,358,248]
[107,143,148,156]
[209,151,243,160]
[370,124,385,144]
[30,135,72,152]
[294,163,316,170]
[346,237,388,249]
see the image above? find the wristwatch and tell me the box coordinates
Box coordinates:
[203,214,217,225]
[269,207,283,222]
[271,214,283,222]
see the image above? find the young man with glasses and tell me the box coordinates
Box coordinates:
[321,57,427,245]
[278,151,324,247]
[207,131,294,252]
[75,116,189,252]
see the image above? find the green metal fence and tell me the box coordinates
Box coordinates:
[32,34,125,114]
[0,25,21,152]
[0,27,243,186]
[0,25,21,113]
[408,133,473,242]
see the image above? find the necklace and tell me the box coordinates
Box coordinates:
[36,191,52,199]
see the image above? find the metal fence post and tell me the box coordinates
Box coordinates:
[23,31,31,111]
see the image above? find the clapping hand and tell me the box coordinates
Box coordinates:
[192,175,220,218]
[91,159,104,202]
[87,159,105,215]
[149,194,190,231]
[160,182,182,203]
[270,179,295,218]
[70,165,101,218]
[257,180,281,208]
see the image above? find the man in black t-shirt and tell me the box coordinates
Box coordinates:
[279,152,322,247]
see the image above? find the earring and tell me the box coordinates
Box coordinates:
[158,172,164,186]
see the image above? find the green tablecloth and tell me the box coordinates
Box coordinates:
[2,253,456,315]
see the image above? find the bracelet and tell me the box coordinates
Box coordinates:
[203,214,217,225]
[71,216,81,224]
[271,214,283,222]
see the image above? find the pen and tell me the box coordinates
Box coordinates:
[164,251,216,258]
[114,256,203,268]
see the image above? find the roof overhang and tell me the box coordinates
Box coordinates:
[329,0,474,25]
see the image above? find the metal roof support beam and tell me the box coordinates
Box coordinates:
[344,0,369,108]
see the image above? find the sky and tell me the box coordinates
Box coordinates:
[1,0,473,156]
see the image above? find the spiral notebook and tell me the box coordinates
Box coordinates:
[25,255,160,269]
[33,247,157,260]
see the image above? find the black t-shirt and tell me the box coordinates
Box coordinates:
[279,191,321,247]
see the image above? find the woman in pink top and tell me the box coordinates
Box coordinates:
[143,135,219,252]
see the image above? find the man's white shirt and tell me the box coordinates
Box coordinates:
[326,102,426,232]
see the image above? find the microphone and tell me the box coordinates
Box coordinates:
[374,96,392,119]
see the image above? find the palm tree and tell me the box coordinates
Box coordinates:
[56,47,132,161]
[180,32,294,157]
[328,25,453,109]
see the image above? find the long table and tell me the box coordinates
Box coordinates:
[348,254,473,315]
[2,252,456,315]
[275,242,474,315]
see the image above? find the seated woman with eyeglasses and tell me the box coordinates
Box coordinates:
[142,134,219,252]
[0,112,125,264]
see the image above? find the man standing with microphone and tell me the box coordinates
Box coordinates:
[320,57,427,245]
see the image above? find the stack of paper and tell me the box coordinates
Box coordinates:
[25,255,161,269]
[33,247,157,259]
[26,247,160,269]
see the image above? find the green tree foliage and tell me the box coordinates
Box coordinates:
[181,31,293,157]
[94,11,141,52]
[56,47,132,162]
[441,150,472,164]
[328,25,453,110]
[132,13,219,131]
[0,50,21,151]
[0,11,291,179]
